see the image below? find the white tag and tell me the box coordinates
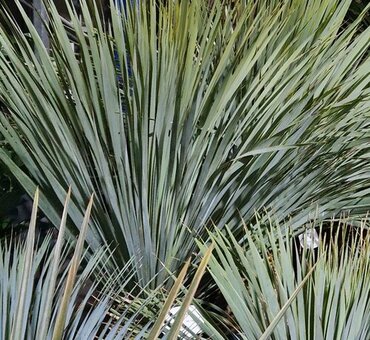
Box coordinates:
[298,229,319,249]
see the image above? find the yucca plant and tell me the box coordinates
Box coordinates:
[200,218,370,339]
[0,0,369,289]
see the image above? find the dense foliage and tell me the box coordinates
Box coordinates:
[0,0,369,338]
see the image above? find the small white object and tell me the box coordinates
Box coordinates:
[164,305,203,338]
[298,229,319,249]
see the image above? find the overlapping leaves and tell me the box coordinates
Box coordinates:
[203,219,370,339]
[0,189,149,339]
[0,0,369,289]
